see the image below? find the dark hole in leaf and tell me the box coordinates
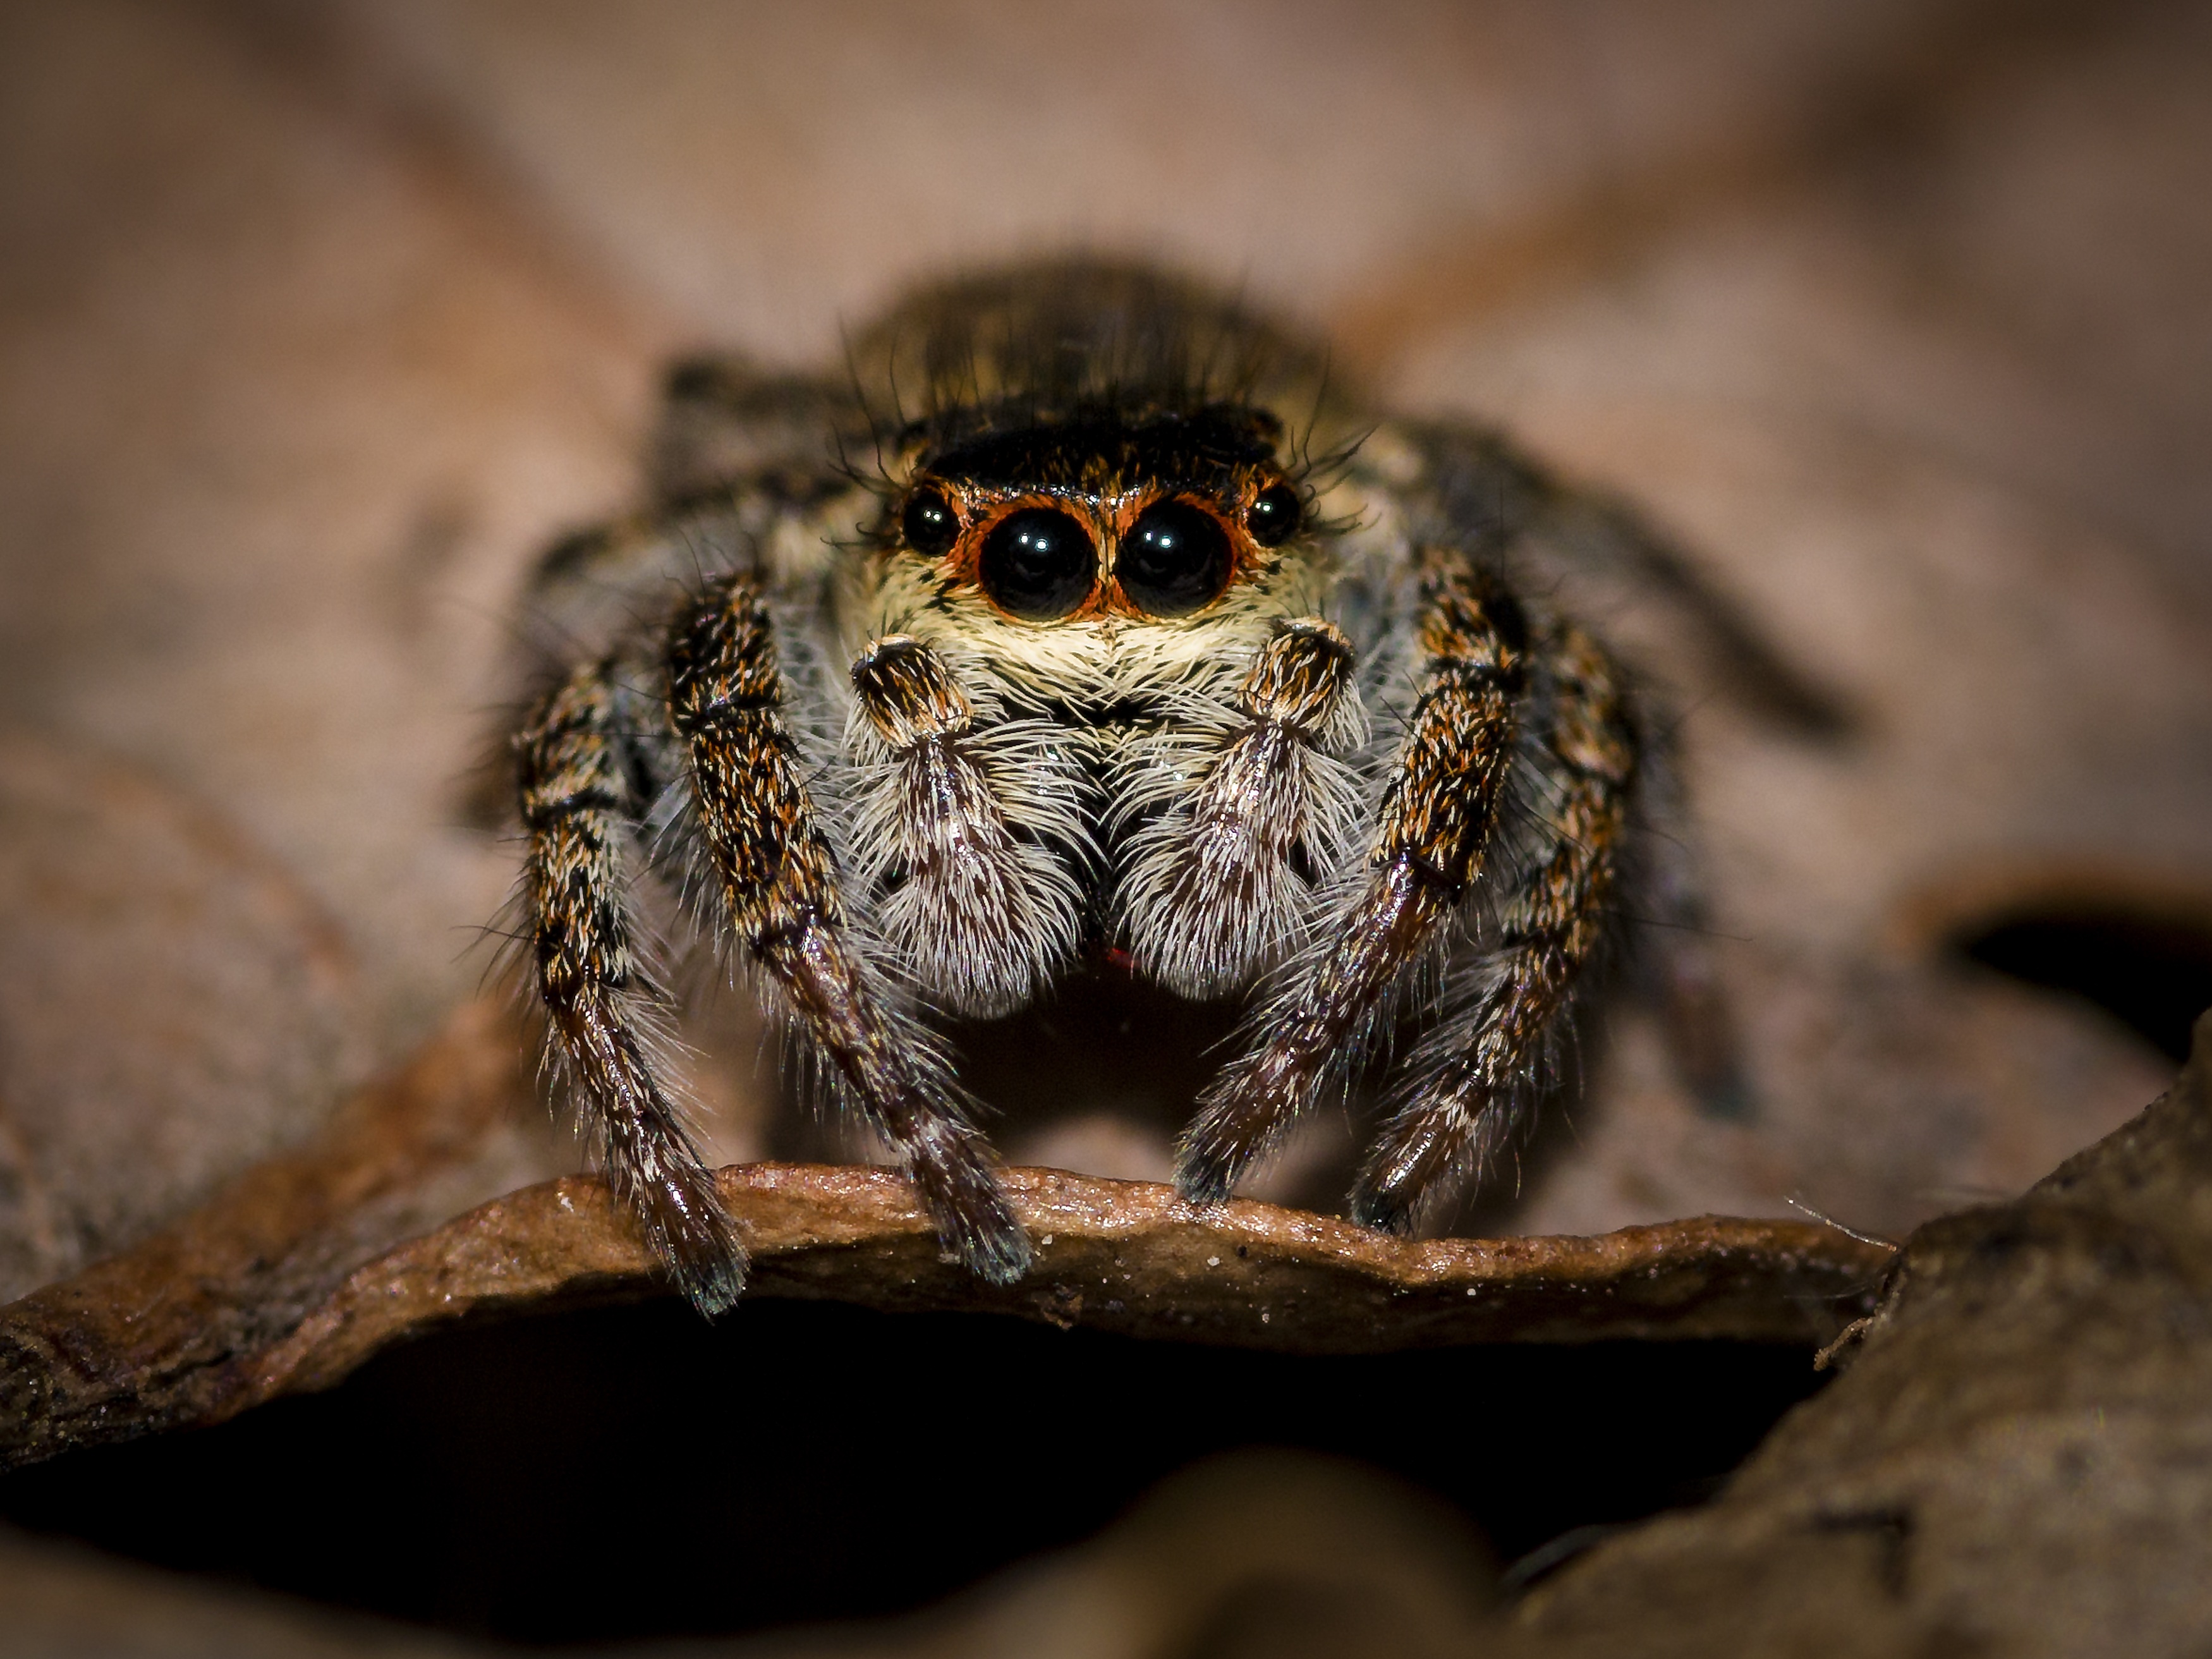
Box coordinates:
[0,1300,1826,1646]
[1952,906,2212,1062]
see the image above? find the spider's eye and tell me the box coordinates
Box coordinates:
[1119,499,1232,617]
[978,507,1096,620]
[901,487,961,557]
[1246,482,1301,547]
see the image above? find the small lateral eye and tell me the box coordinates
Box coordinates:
[1120,499,1233,617]
[901,487,961,557]
[1246,482,1301,547]
[979,507,1097,621]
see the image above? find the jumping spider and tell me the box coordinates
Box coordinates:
[509,261,1783,1314]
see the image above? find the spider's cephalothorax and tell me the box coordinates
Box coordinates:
[509,262,1737,1314]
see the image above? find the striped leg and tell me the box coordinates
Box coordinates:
[1175,552,1528,1205]
[667,577,1031,1284]
[1351,624,1637,1231]
[516,664,746,1314]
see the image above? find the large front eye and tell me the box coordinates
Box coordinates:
[901,487,961,557]
[978,507,1096,619]
[1119,499,1232,617]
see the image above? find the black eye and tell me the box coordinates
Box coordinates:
[1246,482,1301,547]
[978,507,1096,620]
[1119,499,1232,617]
[901,487,961,557]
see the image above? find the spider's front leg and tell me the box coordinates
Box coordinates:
[1349,623,1635,1231]
[517,664,746,1314]
[1120,621,1368,998]
[1175,549,1529,1205]
[667,578,1033,1284]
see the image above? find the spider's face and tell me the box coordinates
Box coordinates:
[887,407,1306,626]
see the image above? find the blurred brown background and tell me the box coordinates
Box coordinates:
[4,0,2212,1303]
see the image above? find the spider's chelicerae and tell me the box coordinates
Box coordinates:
[509,261,1777,1314]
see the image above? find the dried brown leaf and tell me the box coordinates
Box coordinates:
[0,997,1887,1472]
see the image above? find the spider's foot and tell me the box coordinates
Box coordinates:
[956,1212,1036,1287]
[1346,1181,1419,1237]
[643,1167,750,1318]
[1174,1069,1285,1209]
[1172,1121,1245,1209]
[909,1124,1034,1285]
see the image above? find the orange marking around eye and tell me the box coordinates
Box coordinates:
[900,468,1292,624]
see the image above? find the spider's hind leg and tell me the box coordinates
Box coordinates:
[1349,623,1637,1233]
[516,663,747,1315]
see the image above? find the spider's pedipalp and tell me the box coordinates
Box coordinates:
[1349,622,1637,1232]
[515,663,746,1315]
[1174,549,1528,1204]
[667,577,1032,1284]
[842,634,1085,1018]
[1119,619,1368,999]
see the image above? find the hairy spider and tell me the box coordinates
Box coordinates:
[507,260,1775,1314]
